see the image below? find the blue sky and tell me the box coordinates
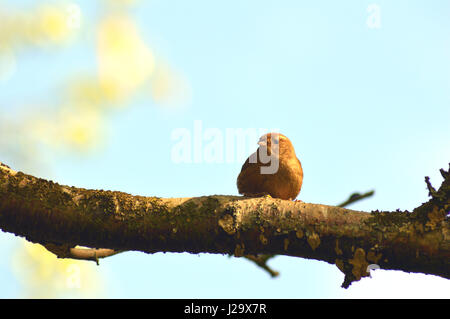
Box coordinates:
[0,0,449,298]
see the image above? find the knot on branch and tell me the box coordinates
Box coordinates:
[335,245,383,289]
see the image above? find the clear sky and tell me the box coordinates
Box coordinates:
[0,0,449,298]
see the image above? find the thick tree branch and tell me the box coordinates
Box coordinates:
[0,162,448,287]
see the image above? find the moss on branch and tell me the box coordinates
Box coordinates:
[0,161,448,288]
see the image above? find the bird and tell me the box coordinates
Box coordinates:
[237,133,303,200]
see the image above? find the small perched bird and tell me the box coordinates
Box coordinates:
[237,133,303,200]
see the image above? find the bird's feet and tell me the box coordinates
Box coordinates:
[242,192,272,198]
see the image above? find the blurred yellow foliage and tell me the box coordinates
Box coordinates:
[150,62,192,109]
[38,5,72,43]
[11,241,105,298]
[103,0,140,7]
[61,108,105,151]
[0,3,79,49]
[30,107,105,154]
[67,76,109,106]
[97,15,155,101]
[1,0,191,298]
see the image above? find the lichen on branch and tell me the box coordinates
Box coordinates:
[0,161,449,288]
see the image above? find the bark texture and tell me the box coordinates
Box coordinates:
[0,162,448,287]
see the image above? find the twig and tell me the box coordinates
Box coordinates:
[425,176,437,197]
[337,190,375,208]
[244,254,279,278]
[44,243,121,265]
[69,247,122,265]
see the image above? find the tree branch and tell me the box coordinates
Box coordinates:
[0,161,448,288]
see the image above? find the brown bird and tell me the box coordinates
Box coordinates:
[237,133,303,200]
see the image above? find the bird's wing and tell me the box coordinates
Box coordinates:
[237,154,264,194]
[239,151,257,172]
